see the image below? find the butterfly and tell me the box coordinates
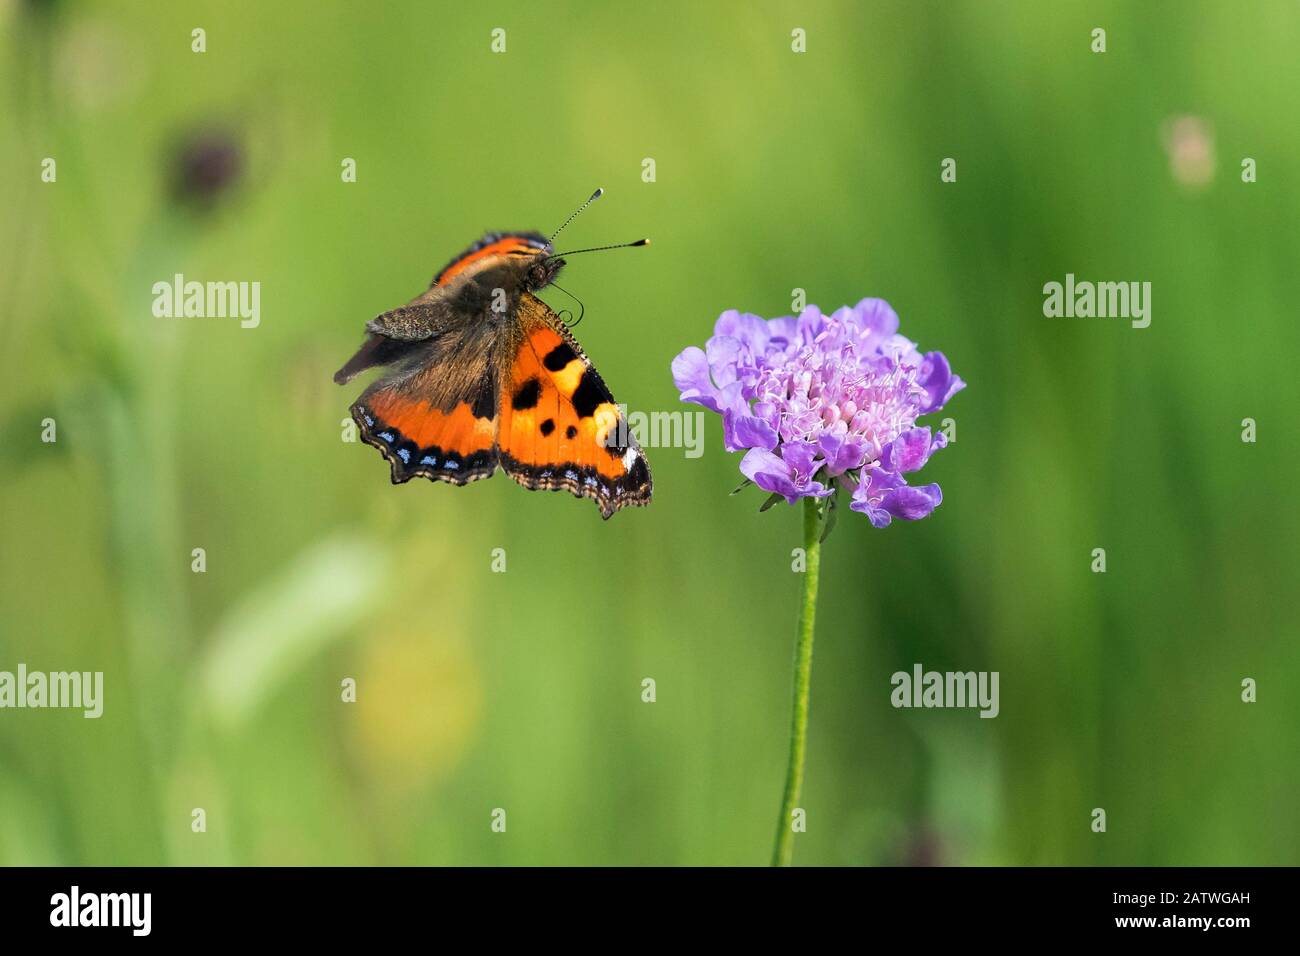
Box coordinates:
[334,189,652,519]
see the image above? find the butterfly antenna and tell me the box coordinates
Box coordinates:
[547,280,586,328]
[548,188,604,244]
[548,238,650,259]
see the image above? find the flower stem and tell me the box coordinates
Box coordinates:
[771,494,826,866]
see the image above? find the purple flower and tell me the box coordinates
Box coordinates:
[672,298,964,526]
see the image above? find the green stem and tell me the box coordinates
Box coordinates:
[772,495,826,866]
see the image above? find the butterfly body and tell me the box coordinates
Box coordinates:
[335,229,652,519]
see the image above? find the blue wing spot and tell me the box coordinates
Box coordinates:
[397,448,410,463]
[378,431,395,443]
[420,455,437,466]
[444,460,460,471]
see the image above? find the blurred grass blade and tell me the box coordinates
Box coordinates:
[199,533,388,730]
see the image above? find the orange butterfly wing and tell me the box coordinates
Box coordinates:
[431,232,549,287]
[351,360,498,486]
[497,293,652,518]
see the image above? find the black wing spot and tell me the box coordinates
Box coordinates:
[543,343,578,371]
[565,425,577,439]
[629,456,649,486]
[540,418,555,436]
[571,370,606,418]
[512,377,541,410]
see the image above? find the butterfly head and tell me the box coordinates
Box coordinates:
[477,189,648,298]
[525,253,566,292]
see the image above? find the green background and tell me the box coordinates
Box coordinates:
[2,0,1297,866]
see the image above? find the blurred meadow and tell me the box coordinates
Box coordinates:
[2,0,1298,866]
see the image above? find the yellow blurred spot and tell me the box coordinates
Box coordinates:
[350,629,482,791]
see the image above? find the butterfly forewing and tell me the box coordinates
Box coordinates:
[496,293,652,518]
[431,231,549,287]
[350,340,500,486]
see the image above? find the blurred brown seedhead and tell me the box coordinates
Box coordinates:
[899,826,944,867]
[170,129,244,211]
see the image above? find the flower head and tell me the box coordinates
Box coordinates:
[672,298,964,527]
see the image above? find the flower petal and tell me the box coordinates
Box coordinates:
[883,427,935,474]
[917,351,965,413]
[817,428,845,464]
[819,427,870,476]
[714,310,770,353]
[881,482,943,521]
[671,346,721,412]
[723,409,778,452]
[852,298,900,338]
[705,334,742,388]
[847,475,898,527]
[780,439,824,480]
[739,449,800,503]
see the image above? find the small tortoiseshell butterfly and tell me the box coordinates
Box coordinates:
[334,189,652,519]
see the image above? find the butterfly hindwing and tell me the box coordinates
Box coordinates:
[497,293,652,518]
[351,335,499,486]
